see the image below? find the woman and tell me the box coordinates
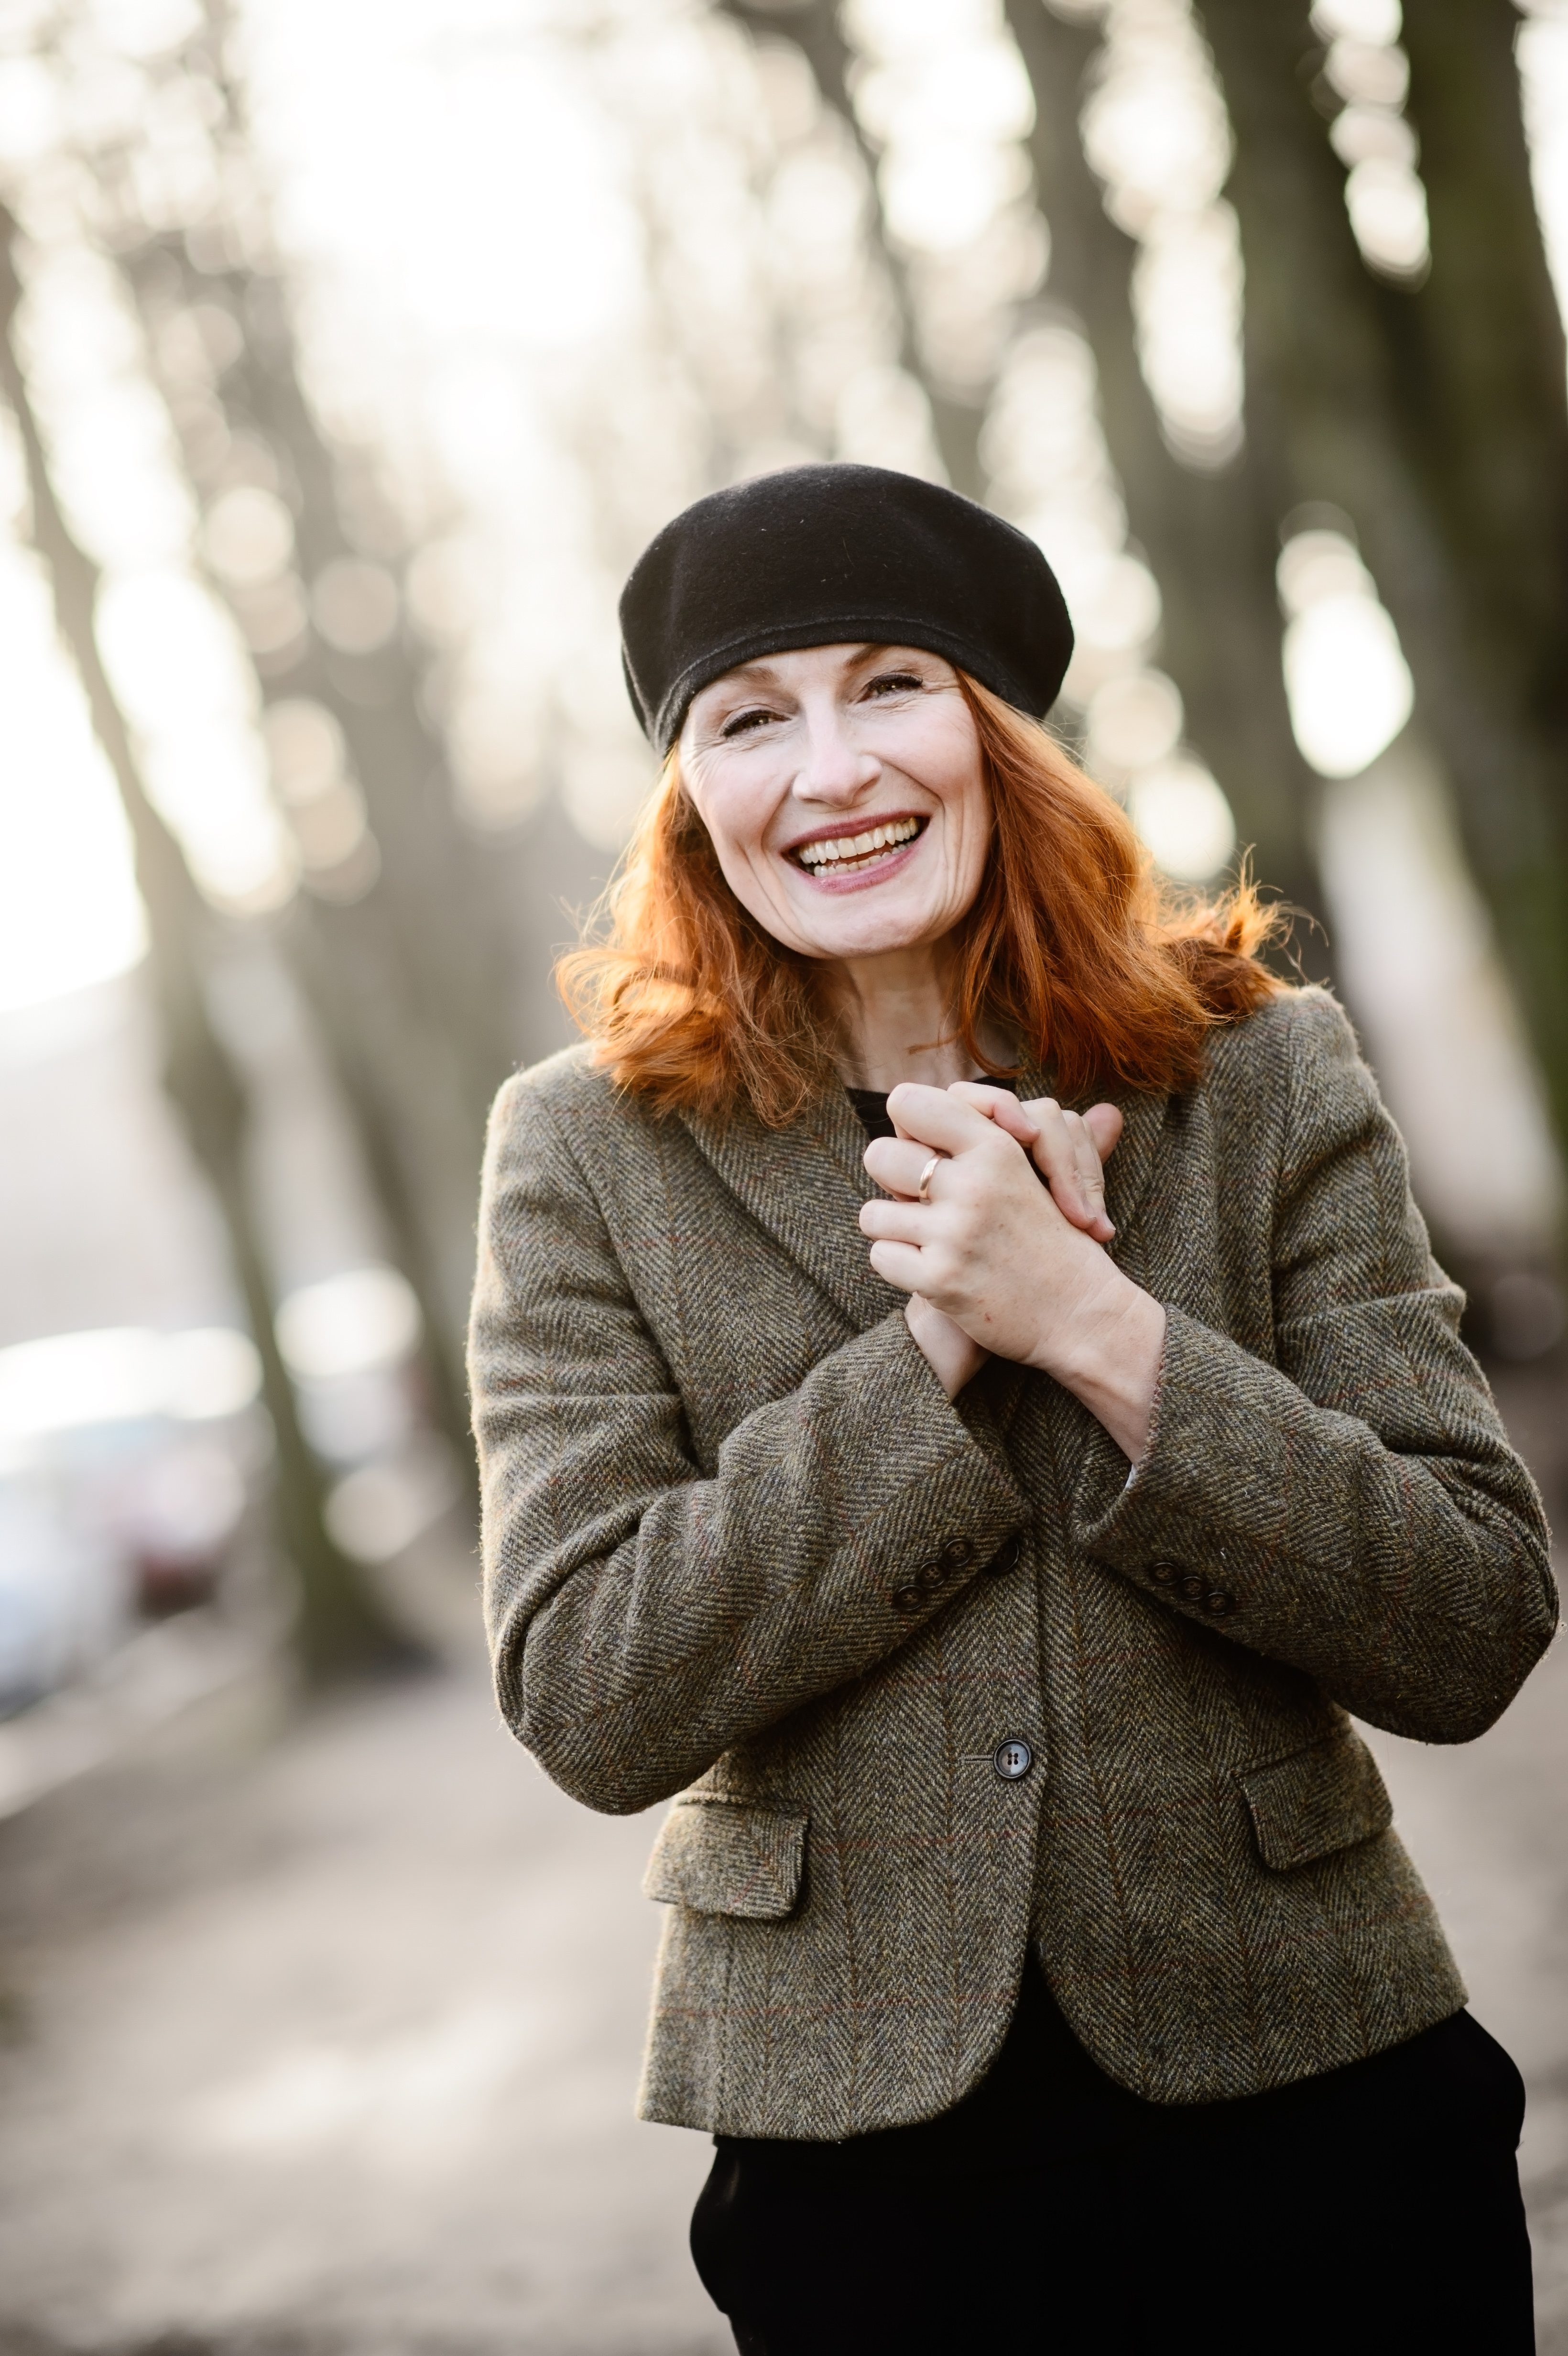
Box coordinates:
[469,464,1554,2354]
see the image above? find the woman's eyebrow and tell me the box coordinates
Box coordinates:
[700,665,788,705]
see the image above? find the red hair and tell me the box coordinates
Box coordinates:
[557,673,1288,1125]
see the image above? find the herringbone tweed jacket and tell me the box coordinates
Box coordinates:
[469,987,1556,2140]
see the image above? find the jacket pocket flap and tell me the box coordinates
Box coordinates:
[1240,1727,1393,1872]
[642,1800,807,1920]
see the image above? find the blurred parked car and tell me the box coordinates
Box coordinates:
[0,1324,263,1713]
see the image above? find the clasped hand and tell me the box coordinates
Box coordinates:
[859,1082,1165,1462]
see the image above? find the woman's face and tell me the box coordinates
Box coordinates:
[678,643,991,965]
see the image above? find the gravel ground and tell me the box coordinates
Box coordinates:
[0,1638,725,2356]
[0,1494,1561,2353]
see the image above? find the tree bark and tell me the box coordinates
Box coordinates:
[125,236,509,1430]
[725,0,1329,944]
[1004,0,1328,945]
[1198,0,1568,1154]
[0,209,420,1685]
[717,0,986,494]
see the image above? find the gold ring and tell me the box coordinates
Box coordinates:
[916,1155,943,1204]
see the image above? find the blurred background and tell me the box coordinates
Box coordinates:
[0,0,1565,2349]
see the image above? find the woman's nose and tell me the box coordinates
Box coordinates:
[795,709,879,803]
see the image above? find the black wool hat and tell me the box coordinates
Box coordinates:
[619,462,1074,753]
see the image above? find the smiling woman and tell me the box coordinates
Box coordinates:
[562,493,1278,1132]
[472,465,1551,2356]
[562,666,1275,1130]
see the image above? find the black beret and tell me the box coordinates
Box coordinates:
[619,462,1074,753]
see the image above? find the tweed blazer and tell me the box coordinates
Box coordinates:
[469,987,1556,2140]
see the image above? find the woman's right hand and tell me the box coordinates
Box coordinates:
[893,1082,1122,1398]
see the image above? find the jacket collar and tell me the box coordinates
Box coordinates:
[679,1088,899,1334]
[680,1070,1172,1336]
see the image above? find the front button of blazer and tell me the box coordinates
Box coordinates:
[993,1737,1034,1781]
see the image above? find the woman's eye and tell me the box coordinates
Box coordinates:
[719,706,777,739]
[864,671,924,699]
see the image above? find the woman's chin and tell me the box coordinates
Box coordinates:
[789,894,953,964]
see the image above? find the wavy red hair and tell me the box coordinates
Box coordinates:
[557,673,1288,1126]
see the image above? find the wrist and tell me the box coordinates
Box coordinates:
[1024,1255,1141,1385]
[1026,1263,1166,1463]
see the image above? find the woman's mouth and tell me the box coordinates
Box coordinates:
[790,815,925,880]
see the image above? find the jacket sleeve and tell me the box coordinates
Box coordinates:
[1075,994,1557,1742]
[468,1074,1028,1814]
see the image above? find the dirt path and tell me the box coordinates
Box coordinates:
[0,1559,1561,2353]
[0,1656,724,2356]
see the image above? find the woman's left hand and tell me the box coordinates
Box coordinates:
[861,1083,1166,1461]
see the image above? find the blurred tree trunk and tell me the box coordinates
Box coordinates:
[26,0,535,1450]
[1198,0,1568,1155]
[0,212,419,1686]
[1003,0,1328,944]
[724,0,1328,943]
[123,231,509,1442]
[717,0,986,496]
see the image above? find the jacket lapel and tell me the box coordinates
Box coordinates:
[680,1090,900,1335]
[1099,1084,1169,1285]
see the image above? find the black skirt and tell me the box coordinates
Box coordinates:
[690,1962,1534,2356]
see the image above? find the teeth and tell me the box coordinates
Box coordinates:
[798,816,919,870]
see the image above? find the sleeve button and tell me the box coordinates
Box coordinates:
[1179,1572,1206,1603]
[986,1534,1024,1576]
[893,1585,926,1614]
[1150,1560,1180,1585]
[940,1537,975,1570]
[1205,1589,1236,1616]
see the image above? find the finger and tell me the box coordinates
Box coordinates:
[1017,1095,1122,1164]
[947,1082,1041,1147]
[863,1136,952,1200]
[866,1238,926,1295]
[1014,1097,1115,1238]
[1013,1099,1098,1233]
[859,1197,932,1244]
[1083,1102,1124,1161]
[885,1081,1022,1157]
[1064,1110,1105,1203]
[1064,1110,1116,1243]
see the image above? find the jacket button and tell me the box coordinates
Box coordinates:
[893,1585,925,1614]
[986,1534,1023,1575]
[1179,1573,1206,1603]
[1205,1589,1236,1616]
[993,1737,1034,1781]
[941,1537,975,1570]
[1150,1560,1180,1585]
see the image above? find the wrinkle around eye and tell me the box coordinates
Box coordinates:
[718,706,780,740]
